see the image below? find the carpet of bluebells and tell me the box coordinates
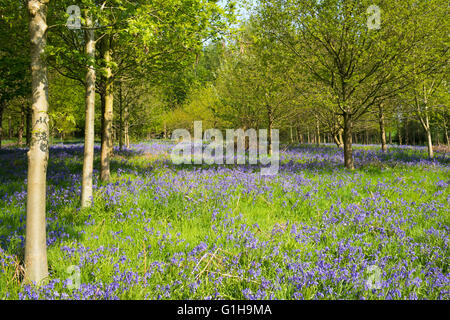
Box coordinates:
[0,141,449,300]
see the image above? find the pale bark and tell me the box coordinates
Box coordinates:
[378,104,387,152]
[81,14,96,208]
[416,93,434,158]
[267,104,273,155]
[315,118,320,146]
[332,123,344,148]
[119,81,123,151]
[333,132,344,148]
[100,35,113,182]
[24,0,49,285]
[426,129,434,158]
[124,102,130,148]
[18,107,25,146]
[405,118,409,145]
[418,118,434,158]
[343,112,354,170]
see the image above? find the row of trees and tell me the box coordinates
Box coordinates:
[0,0,448,285]
[0,0,234,284]
[164,0,448,168]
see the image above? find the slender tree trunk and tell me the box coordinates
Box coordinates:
[426,129,434,158]
[18,107,25,146]
[24,0,50,285]
[315,118,320,146]
[8,116,12,139]
[416,92,434,157]
[307,128,310,144]
[405,118,409,145]
[422,114,434,158]
[379,104,387,152]
[118,82,123,151]
[100,90,105,147]
[267,104,273,155]
[81,14,96,208]
[333,132,343,148]
[332,123,342,148]
[445,125,449,146]
[0,101,4,149]
[343,112,354,169]
[332,134,339,147]
[26,104,32,146]
[124,102,129,148]
[338,129,343,148]
[100,35,113,182]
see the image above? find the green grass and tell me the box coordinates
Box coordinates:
[0,143,448,300]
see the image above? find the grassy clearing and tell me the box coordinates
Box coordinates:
[0,142,448,299]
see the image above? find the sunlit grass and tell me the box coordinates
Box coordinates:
[0,142,448,300]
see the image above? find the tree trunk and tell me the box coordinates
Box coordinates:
[81,14,96,208]
[8,116,12,139]
[405,118,409,145]
[0,101,4,149]
[333,133,342,148]
[124,102,130,148]
[426,129,434,158]
[379,104,387,152]
[26,104,32,146]
[118,81,123,151]
[445,125,449,146]
[18,107,25,146]
[338,129,343,148]
[100,35,113,182]
[315,118,320,146]
[100,90,105,147]
[296,127,303,144]
[416,94,434,158]
[343,112,354,169]
[24,0,49,285]
[332,124,344,148]
[267,104,273,155]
